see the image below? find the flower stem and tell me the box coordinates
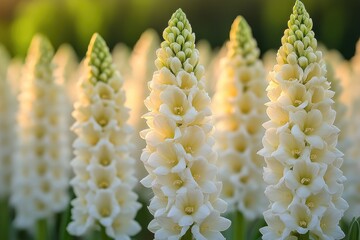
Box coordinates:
[101,226,112,240]
[182,229,193,240]
[59,202,73,240]
[36,218,48,240]
[298,231,310,240]
[0,198,10,240]
[233,211,246,240]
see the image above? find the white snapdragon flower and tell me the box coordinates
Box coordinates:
[141,8,230,239]
[67,33,141,239]
[212,16,268,219]
[11,34,70,230]
[259,1,348,239]
[0,45,15,200]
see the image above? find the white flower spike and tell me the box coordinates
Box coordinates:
[141,8,230,239]
[67,33,141,239]
[11,34,70,230]
[259,1,348,239]
[213,15,268,221]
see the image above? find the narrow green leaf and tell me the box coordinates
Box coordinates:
[0,199,10,240]
[347,217,360,240]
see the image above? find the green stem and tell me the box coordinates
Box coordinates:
[181,228,193,240]
[59,203,73,240]
[101,226,112,240]
[36,218,48,240]
[0,198,10,240]
[298,231,310,240]
[233,211,246,240]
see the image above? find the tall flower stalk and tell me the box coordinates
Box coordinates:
[212,15,268,238]
[124,29,160,192]
[0,44,15,240]
[67,33,141,240]
[259,1,348,239]
[11,34,70,238]
[344,38,360,222]
[141,8,230,240]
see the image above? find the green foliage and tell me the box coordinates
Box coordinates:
[347,217,360,240]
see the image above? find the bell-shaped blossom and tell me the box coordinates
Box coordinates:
[11,35,70,230]
[141,8,230,239]
[67,33,141,239]
[259,1,348,239]
[212,16,268,219]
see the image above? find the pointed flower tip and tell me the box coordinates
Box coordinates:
[28,33,54,62]
[169,8,189,26]
[228,15,258,62]
[230,15,250,36]
[86,32,114,83]
[174,8,185,16]
[88,32,107,53]
[87,32,110,62]
[293,0,306,14]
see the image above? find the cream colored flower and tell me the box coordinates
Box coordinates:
[124,30,160,195]
[212,15,267,220]
[11,35,70,230]
[149,216,189,240]
[67,33,140,239]
[261,210,292,240]
[191,212,231,240]
[340,39,360,222]
[259,1,348,238]
[141,9,229,239]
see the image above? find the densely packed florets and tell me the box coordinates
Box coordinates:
[259,1,348,239]
[141,8,230,239]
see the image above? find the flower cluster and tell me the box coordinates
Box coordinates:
[11,35,70,229]
[67,33,141,239]
[141,9,230,239]
[124,29,160,188]
[259,1,348,239]
[212,16,268,220]
[0,45,15,200]
[344,39,360,222]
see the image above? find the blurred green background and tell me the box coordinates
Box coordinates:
[0,0,359,59]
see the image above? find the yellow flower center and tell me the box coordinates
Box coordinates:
[292,149,301,158]
[299,220,307,228]
[101,93,110,99]
[173,179,183,187]
[306,201,314,208]
[294,99,302,106]
[99,181,109,189]
[100,208,110,217]
[304,127,314,134]
[193,173,201,181]
[173,225,182,231]
[174,106,184,115]
[99,118,108,126]
[184,206,194,215]
[185,146,193,153]
[300,177,311,185]
[310,154,317,161]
